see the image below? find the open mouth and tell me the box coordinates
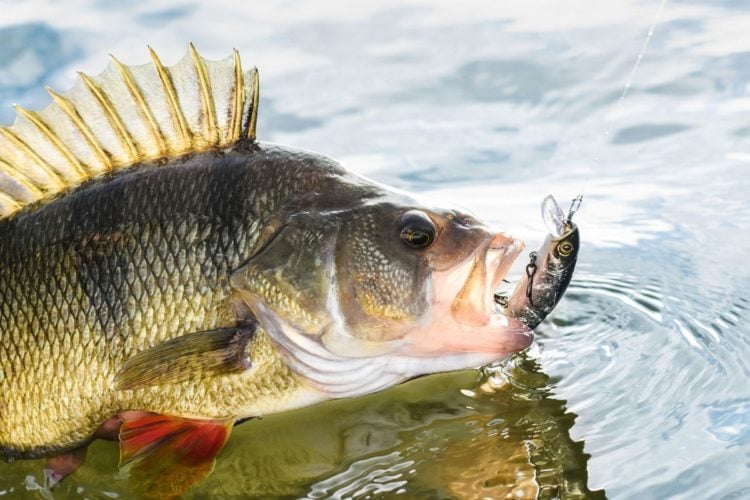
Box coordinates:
[402,232,533,357]
[451,233,525,328]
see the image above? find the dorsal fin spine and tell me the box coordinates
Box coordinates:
[148,47,191,152]
[14,105,89,178]
[189,43,219,146]
[46,87,113,172]
[247,67,260,141]
[0,127,66,190]
[110,55,167,157]
[0,47,260,220]
[78,71,139,162]
[0,159,45,197]
[230,49,244,142]
[0,190,22,210]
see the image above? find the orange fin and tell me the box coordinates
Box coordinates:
[119,413,234,498]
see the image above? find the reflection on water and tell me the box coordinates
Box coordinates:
[2,0,750,498]
[0,360,603,499]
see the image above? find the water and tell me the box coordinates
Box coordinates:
[1,0,749,497]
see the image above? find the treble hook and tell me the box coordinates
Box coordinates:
[525,251,538,305]
[567,194,583,222]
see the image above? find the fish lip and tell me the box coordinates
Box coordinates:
[488,232,525,252]
[504,317,535,350]
[488,312,535,352]
[484,236,526,324]
[486,239,534,347]
[489,304,534,349]
[488,238,525,303]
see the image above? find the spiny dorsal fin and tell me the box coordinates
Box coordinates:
[0,44,259,220]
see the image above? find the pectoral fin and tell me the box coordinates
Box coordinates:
[119,413,234,498]
[115,322,257,391]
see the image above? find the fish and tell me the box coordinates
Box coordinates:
[0,45,540,496]
[503,194,581,329]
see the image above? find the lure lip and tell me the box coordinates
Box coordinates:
[542,193,583,239]
[542,194,567,238]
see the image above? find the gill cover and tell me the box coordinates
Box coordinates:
[230,204,433,358]
[228,207,430,398]
[230,213,338,337]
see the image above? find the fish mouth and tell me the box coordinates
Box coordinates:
[451,232,524,327]
[400,232,533,358]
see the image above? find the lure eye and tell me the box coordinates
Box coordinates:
[399,210,436,249]
[557,241,574,256]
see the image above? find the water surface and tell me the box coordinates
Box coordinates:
[1,0,749,497]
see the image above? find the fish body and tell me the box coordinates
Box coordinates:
[0,47,557,493]
[0,139,527,456]
[0,144,329,458]
[505,195,580,329]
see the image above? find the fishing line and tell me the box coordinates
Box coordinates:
[619,0,669,106]
[566,194,583,222]
[576,0,669,197]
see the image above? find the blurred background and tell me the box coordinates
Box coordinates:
[1,0,749,498]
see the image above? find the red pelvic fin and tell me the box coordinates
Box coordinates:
[119,413,234,498]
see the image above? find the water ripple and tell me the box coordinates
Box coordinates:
[306,453,413,499]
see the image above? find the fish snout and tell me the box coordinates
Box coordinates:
[487,231,524,280]
[488,231,516,250]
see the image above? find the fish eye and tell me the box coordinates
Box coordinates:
[398,210,437,249]
[557,241,574,256]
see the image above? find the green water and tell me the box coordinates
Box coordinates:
[3,357,601,498]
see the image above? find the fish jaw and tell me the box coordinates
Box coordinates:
[250,294,531,400]
[400,310,534,357]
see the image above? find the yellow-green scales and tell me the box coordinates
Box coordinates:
[0,47,332,458]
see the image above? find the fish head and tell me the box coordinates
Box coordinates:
[231,175,531,396]
[331,201,530,356]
